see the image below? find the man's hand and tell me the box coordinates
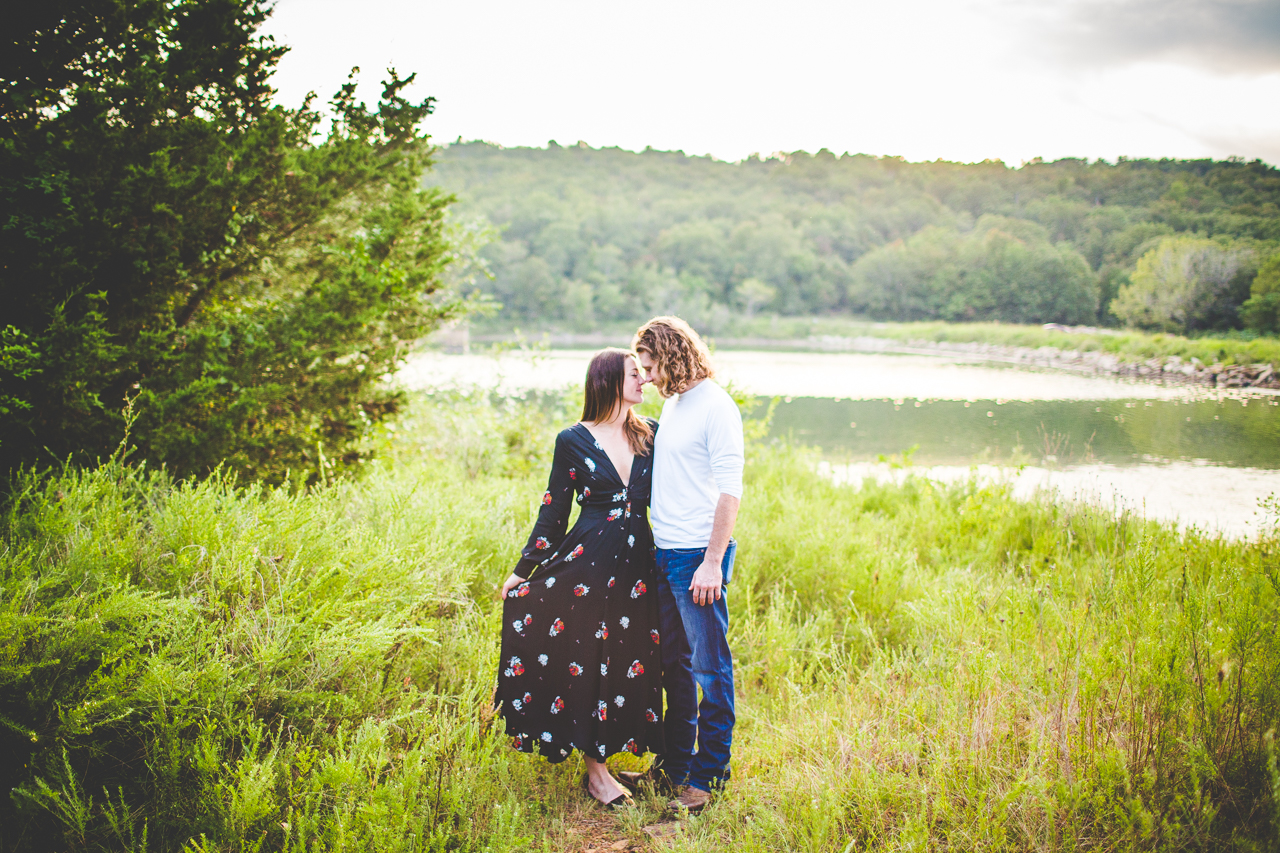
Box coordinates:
[689,556,723,606]
[499,573,525,599]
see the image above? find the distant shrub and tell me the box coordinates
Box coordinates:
[1240,253,1280,335]
[846,216,1098,324]
[1111,236,1256,333]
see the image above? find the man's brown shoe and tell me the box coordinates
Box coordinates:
[618,767,676,796]
[666,785,711,814]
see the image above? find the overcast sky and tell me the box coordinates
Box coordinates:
[263,0,1280,165]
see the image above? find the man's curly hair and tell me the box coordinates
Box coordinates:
[632,316,714,398]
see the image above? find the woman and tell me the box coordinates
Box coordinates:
[496,348,664,808]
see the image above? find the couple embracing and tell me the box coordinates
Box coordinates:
[496,317,743,813]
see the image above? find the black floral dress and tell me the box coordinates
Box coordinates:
[496,420,664,763]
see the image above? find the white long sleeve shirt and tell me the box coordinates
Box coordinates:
[651,379,744,549]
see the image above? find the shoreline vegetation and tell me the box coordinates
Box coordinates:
[5,390,1279,851]
[450,319,1280,391]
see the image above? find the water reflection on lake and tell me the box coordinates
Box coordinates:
[403,349,1280,538]
[769,397,1280,469]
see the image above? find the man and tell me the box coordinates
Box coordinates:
[623,316,743,814]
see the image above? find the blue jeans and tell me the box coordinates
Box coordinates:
[654,540,736,792]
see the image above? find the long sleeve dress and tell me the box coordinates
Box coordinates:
[495,421,664,763]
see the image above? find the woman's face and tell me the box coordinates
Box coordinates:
[621,356,645,407]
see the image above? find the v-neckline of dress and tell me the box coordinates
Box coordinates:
[575,423,634,488]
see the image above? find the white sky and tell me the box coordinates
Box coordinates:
[263,0,1280,165]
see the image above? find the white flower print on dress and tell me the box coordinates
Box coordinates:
[619,616,630,629]
[512,699,523,710]
[607,508,622,521]
[541,732,552,742]
[545,577,556,588]
[584,457,596,472]
[612,490,626,502]
[600,661,609,676]
[615,695,625,707]
[538,654,548,666]
[627,535,635,548]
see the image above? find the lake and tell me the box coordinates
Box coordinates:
[402,349,1280,538]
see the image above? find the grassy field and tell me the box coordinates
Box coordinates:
[3,390,1280,852]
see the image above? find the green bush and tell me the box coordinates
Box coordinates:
[1111,236,1257,333]
[846,216,1099,324]
[1241,254,1280,335]
[1,0,462,483]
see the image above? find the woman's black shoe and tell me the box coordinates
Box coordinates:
[581,774,635,810]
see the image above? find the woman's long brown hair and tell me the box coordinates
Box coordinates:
[581,348,653,456]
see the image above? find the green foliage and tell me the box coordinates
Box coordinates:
[3,391,1279,850]
[1,0,460,483]
[1241,254,1280,335]
[1111,236,1257,333]
[846,216,1099,323]
[430,143,1280,333]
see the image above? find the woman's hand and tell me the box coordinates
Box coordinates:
[499,573,525,599]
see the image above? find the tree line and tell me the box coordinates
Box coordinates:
[430,142,1280,335]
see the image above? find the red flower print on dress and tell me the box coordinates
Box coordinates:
[582,487,591,498]
[569,468,576,479]
[595,622,608,639]
[608,576,616,587]
[564,544,584,562]
[623,738,640,755]
[550,696,565,715]
[595,700,607,721]
[541,491,552,505]
[512,734,525,749]
[630,580,647,598]
[523,692,532,705]
[646,708,658,723]
[509,582,530,598]
[548,618,565,637]
[627,660,644,678]
[504,656,524,677]
[569,662,583,676]
[651,629,660,644]
[573,583,589,596]
[534,537,550,550]
[607,508,622,521]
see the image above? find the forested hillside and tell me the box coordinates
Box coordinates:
[429,142,1280,335]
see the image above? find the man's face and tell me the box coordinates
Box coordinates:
[636,351,659,389]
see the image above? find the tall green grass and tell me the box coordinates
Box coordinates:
[3,390,1279,851]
